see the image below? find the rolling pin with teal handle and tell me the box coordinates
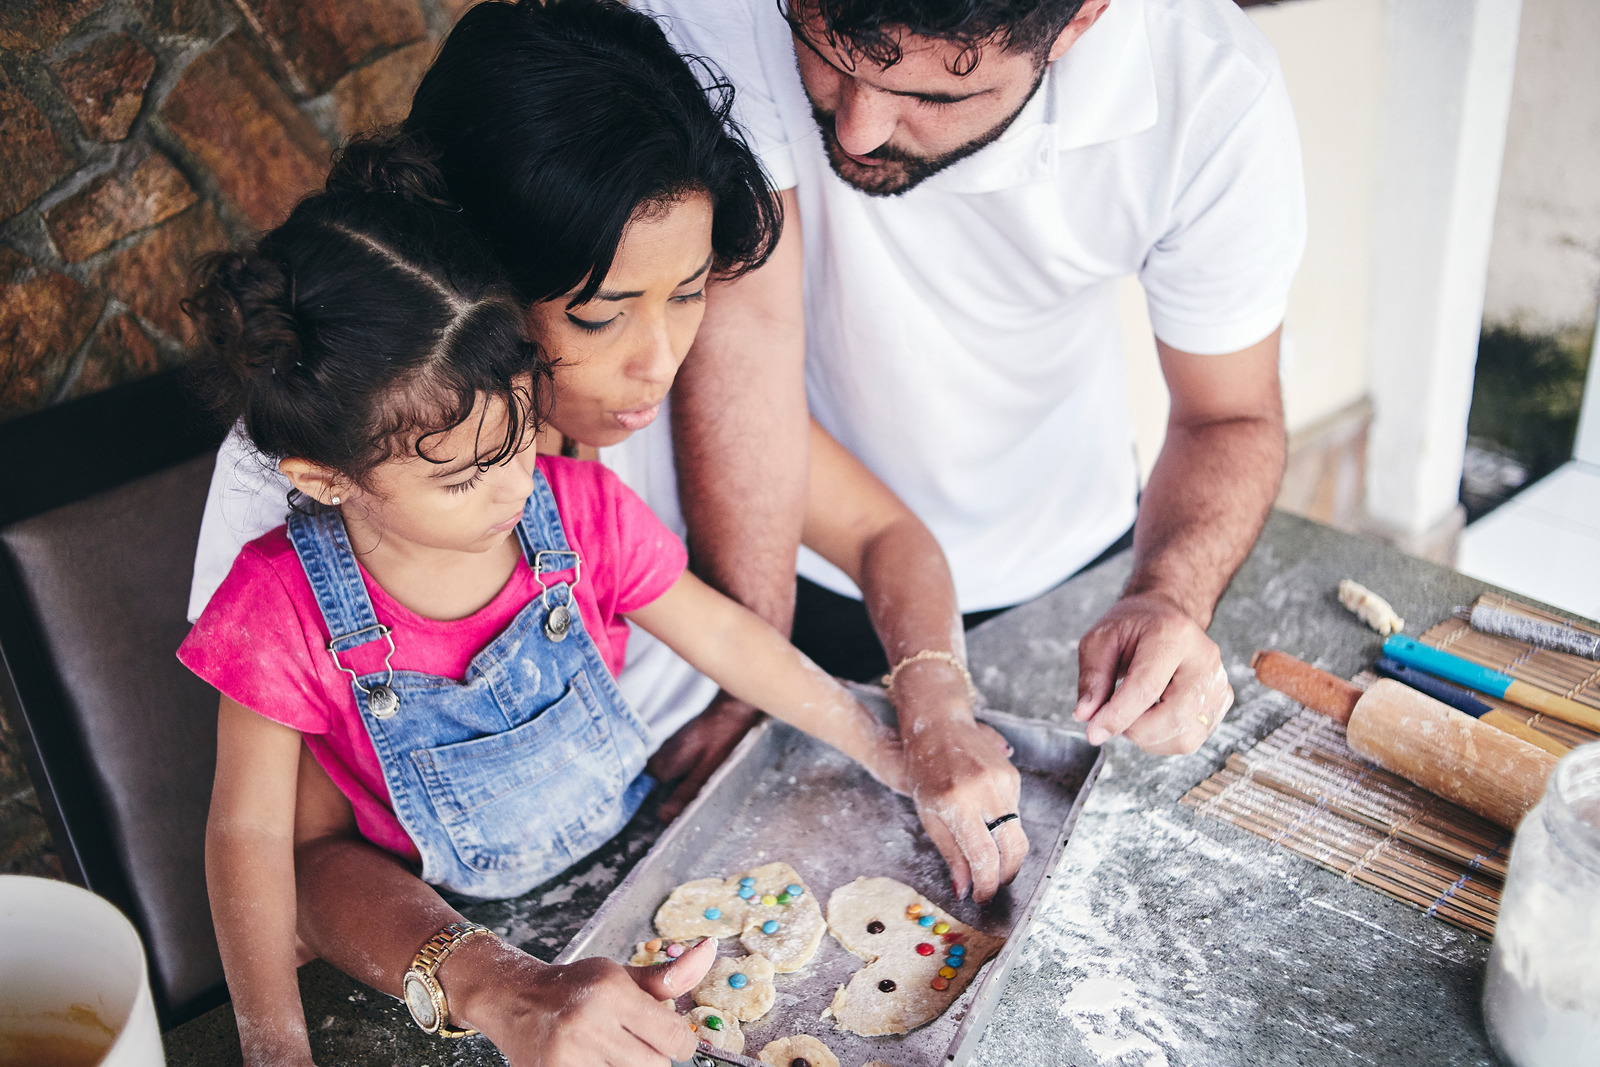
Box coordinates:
[1382,634,1600,732]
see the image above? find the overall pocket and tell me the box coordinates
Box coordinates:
[409,672,629,875]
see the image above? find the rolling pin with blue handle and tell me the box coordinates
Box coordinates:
[1252,650,1558,830]
[1382,634,1600,732]
[1373,657,1571,756]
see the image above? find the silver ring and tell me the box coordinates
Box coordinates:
[985,813,1019,833]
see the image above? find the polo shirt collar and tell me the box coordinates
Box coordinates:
[917,0,1156,194]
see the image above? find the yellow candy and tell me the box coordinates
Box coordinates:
[762,894,778,906]
[939,966,957,979]
[932,922,950,935]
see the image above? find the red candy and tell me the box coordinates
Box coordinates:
[915,943,935,956]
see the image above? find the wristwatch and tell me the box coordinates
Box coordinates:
[402,920,495,1037]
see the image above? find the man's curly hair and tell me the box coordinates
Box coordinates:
[781,0,1088,74]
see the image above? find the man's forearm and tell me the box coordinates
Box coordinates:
[671,188,808,633]
[1127,414,1283,627]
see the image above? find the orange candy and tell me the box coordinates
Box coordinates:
[905,903,923,918]
[931,976,950,991]
[645,938,663,952]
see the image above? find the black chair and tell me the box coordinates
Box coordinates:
[0,370,229,1026]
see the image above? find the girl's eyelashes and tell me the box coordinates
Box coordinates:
[445,468,485,494]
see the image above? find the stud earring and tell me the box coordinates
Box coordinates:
[330,496,341,506]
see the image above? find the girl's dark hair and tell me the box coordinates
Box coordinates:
[182,132,552,489]
[405,0,782,307]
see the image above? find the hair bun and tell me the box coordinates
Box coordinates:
[183,249,303,386]
[325,129,455,207]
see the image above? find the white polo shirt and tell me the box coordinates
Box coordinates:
[644,0,1306,611]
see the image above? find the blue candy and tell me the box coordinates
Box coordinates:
[785,884,803,897]
[740,877,756,887]
[728,973,748,989]
[917,915,935,928]
[948,943,966,956]
[762,920,780,935]
[704,907,721,920]
[738,887,755,900]
[945,955,965,968]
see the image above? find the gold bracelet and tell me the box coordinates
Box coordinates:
[881,650,978,702]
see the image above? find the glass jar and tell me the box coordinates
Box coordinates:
[1482,741,1600,1065]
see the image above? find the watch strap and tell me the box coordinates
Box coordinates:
[409,920,494,1037]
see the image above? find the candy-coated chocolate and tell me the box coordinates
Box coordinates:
[866,921,885,934]
[665,943,685,958]
[704,1015,723,1031]
[762,920,780,934]
[739,886,755,900]
[790,1059,811,1067]
[915,943,934,956]
[878,979,897,992]
[939,966,957,979]
[945,955,964,968]
[905,904,923,917]
[740,877,756,887]
[777,891,792,905]
[645,938,662,952]
[931,976,950,991]
[762,894,778,906]
[728,973,748,989]
[947,943,966,956]
[786,884,803,896]
[917,915,935,928]
[932,922,950,935]
[704,907,722,920]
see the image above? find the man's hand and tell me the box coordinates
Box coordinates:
[1073,592,1233,755]
[647,692,762,822]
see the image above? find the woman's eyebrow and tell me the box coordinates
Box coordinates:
[588,255,715,302]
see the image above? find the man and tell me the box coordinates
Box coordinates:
[646,0,1305,808]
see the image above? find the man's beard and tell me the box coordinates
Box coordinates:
[803,66,1046,197]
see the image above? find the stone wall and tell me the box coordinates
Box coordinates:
[0,0,472,424]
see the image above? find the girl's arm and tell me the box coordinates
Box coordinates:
[806,421,1026,902]
[206,696,315,1066]
[289,746,712,1066]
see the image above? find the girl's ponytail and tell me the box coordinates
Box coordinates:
[183,248,303,410]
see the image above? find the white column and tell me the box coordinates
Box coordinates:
[1365,0,1523,557]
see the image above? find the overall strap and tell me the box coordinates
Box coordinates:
[515,468,581,582]
[286,507,389,653]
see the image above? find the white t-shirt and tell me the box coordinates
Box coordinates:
[643,0,1306,611]
[188,413,718,748]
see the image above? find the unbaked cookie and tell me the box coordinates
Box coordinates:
[822,876,1005,1036]
[691,953,776,1021]
[654,861,825,972]
[687,1005,744,1055]
[756,1033,839,1067]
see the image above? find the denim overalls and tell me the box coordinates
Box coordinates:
[287,470,654,899]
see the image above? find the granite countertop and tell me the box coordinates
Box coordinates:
[164,512,1504,1066]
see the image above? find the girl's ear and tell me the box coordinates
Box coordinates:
[279,457,346,507]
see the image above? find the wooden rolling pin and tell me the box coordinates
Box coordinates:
[1252,650,1559,830]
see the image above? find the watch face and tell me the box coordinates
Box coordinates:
[403,971,440,1031]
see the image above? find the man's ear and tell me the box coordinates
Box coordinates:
[1046,0,1112,63]
[279,457,345,506]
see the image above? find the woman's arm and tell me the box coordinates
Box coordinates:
[799,422,1027,903]
[289,747,712,1066]
[206,696,315,1066]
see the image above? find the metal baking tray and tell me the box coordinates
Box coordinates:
[555,687,1103,1067]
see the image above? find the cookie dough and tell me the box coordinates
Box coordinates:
[687,1006,744,1055]
[822,877,1005,1036]
[756,1033,840,1067]
[628,937,697,966]
[654,861,826,972]
[691,954,776,1021]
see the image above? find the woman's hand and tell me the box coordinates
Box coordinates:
[451,935,717,1066]
[891,662,1027,905]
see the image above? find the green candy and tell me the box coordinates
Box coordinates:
[704,1015,723,1031]
[776,891,792,905]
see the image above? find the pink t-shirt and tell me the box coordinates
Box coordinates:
[179,455,686,862]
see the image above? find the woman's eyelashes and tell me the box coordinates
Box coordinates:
[564,290,707,332]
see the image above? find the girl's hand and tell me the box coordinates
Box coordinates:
[903,714,1027,905]
[452,934,716,1066]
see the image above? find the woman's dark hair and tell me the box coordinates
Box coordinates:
[405,0,782,307]
[182,132,552,489]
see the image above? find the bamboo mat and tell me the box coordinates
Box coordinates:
[1182,709,1509,936]
[1423,594,1600,752]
